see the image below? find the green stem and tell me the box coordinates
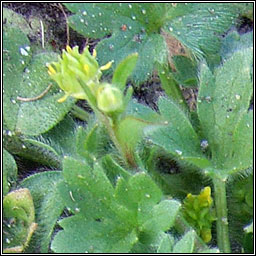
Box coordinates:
[98,111,132,167]
[212,175,230,253]
[71,105,90,121]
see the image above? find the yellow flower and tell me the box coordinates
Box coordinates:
[198,186,213,207]
[47,45,113,102]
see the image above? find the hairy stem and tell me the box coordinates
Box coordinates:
[212,175,230,253]
[98,112,133,167]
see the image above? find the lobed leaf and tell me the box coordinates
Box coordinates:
[3,13,75,136]
[172,230,196,253]
[64,3,245,84]
[52,157,180,253]
[198,48,253,172]
[146,97,211,169]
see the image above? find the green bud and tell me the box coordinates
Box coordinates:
[96,84,123,113]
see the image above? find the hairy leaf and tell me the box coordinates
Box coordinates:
[146,97,211,169]
[64,3,243,84]
[51,157,180,253]
[198,48,253,173]
[172,230,196,253]
[3,14,75,136]
[20,171,64,253]
[3,149,17,196]
[3,132,61,169]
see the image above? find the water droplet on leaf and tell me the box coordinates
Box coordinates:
[75,207,80,213]
[175,149,183,156]
[200,139,209,150]
[20,47,29,56]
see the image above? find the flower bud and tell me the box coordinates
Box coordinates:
[96,84,123,113]
[47,46,113,103]
[182,187,215,243]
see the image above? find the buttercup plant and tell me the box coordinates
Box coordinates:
[3,3,253,254]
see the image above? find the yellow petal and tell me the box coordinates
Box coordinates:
[187,193,192,199]
[66,45,72,53]
[57,93,69,103]
[93,49,97,58]
[100,60,114,71]
[48,65,56,75]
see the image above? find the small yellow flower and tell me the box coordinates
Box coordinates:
[198,186,213,206]
[47,45,113,103]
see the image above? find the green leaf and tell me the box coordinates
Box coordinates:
[3,18,75,136]
[51,215,138,253]
[64,3,244,84]
[164,3,240,57]
[3,8,42,47]
[76,116,112,163]
[39,115,78,158]
[19,171,64,253]
[126,99,162,122]
[198,48,253,172]
[101,154,132,185]
[172,230,196,253]
[157,63,187,110]
[59,157,115,219]
[221,31,253,61]
[224,110,253,174]
[112,53,138,91]
[3,132,61,168]
[3,149,17,196]
[141,199,181,233]
[64,3,169,84]
[3,188,37,253]
[157,233,175,253]
[171,56,198,86]
[97,30,167,84]
[146,97,211,169]
[3,8,33,36]
[4,50,75,136]
[116,116,152,160]
[115,172,163,213]
[52,157,180,253]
